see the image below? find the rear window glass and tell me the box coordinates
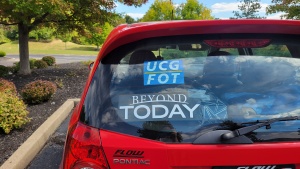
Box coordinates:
[82,34,300,143]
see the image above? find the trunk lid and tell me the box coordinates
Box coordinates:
[101,130,300,169]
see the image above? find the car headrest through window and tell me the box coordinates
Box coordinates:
[129,50,157,64]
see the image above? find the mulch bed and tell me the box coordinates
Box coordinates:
[0,62,90,165]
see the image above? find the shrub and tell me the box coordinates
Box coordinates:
[5,28,18,40]
[0,51,6,57]
[34,59,48,69]
[0,28,11,44]
[0,78,17,94]
[0,65,9,77]
[42,56,56,66]
[10,58,37,73]
[29,58,37,68]
[10,62,20,73]
[54,78,64,88]
[21,80,57,104]
[29,27,55,41]
[0,91,30,134]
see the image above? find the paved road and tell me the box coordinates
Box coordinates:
[0,54,97,66]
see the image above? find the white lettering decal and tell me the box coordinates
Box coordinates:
[146,60,180,72]
[119,106,134,119]
[167,95,175,102]
[152,105,168,118]
[169,60,180,70]
[119,94,201,121]
[132,96,139,104]
[179,94,187,103]
[156,94,166,101]
[182,104,200,118]
[158,74,169,84]
[146,62,157,71]
[147,74,155,84]
[141,95,146,103]
[147,95,155,102]
[147,73,181,84]
[169,104,186,118]
[131,94,188,105]
[158,61,168,70]
[134,105,150,119]
[171,73,180,83]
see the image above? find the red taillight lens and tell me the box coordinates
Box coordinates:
[62,122,109,169]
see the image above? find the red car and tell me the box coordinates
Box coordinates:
[61,20,300,169]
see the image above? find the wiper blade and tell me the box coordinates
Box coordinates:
[221,116,299,141]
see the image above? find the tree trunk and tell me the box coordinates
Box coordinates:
[18,22,31,75]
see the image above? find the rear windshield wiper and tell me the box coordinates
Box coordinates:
[221,116,299,141]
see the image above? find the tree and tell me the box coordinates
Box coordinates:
[232,0,265,19]
[56,28,77,49]
[266,0,300,19]
[141,0,213,22]
[141,0,175,21]
[125,15,136,24]
[0,0,147,75]
[29,27,55,42]
[178,0,214,20]
[0,26,10,44]
[85,22,114,50]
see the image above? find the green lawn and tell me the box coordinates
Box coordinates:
[0,39,99,56]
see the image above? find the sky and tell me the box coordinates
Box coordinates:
[115,0,284,20]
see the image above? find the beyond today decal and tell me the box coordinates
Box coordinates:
[118,93,201,121]
[144,60,184,85]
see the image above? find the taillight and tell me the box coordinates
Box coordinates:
[62,122,109,169]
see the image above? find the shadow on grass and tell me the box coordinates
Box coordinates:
[67,46,99,51]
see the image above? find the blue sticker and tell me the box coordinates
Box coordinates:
[144,60,184,85]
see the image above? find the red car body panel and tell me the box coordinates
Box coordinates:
[99,20,300,57]
[62,19,300,169]
[101,130,300,169]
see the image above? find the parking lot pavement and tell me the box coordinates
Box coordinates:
[26,114,71,169]
[0,99,79,169]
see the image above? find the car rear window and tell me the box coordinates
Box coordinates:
[81,34,300,143]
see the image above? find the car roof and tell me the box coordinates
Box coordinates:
[97,19,300,59]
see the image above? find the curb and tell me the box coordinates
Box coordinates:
[0,98,80,169]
